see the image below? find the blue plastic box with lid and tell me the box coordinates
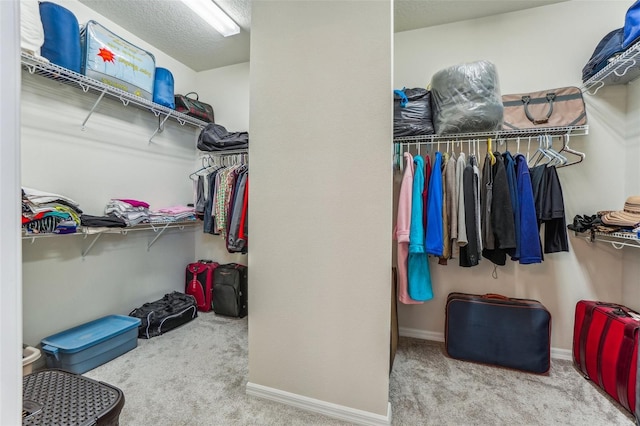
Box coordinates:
[41,315,140,374]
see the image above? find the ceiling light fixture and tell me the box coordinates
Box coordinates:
[181,0,240,37]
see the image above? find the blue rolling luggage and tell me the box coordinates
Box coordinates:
[38,2,82,73]
[445,292,551,374]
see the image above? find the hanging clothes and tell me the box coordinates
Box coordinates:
[482,153,516,266]
[480,153,494,252]
[530,165,569,253]
[195,175,206,216]
[456,152,468,248]
[459,160,480,267]
[227,167,249,253]
[515,154,542,264]
[445,152,458,251]
[203,167,221,235]
[425,151,443,256]
[408,155,433,302]
[503,151,520,260]
[439,152,451,265]
[238,177,249,243]
[422,153,432,229]
[472,155,482,253]
[198,156,249,253]
[394,152,422,304]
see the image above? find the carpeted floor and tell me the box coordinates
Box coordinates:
[84,313,635,425]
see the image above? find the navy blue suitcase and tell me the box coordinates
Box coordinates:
[445,292,551,374]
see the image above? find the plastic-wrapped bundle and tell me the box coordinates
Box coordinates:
[430,60,503,135]
[393,88,434,137]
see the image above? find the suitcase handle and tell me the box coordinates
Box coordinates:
[482,293,510,300]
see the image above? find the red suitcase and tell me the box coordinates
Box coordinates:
[573,300,639,415]
[185,260,218,312]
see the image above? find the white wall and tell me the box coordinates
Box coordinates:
[1,0,22,423]
[248,0,392,419]
[394,0,633,351]
[21,0,201,345]
[196,62,250,132]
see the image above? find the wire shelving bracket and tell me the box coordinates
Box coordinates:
[20,52,208,141]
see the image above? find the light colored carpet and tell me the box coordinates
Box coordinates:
[84,313,635,425]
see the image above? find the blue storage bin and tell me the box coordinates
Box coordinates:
[41,315,140,374]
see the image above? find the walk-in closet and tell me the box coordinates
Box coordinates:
[2,0,639,425]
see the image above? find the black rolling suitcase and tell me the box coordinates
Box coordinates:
[129,291,198,339]
[213,263,248,318]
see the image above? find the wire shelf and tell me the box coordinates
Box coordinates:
[22,220,199,239]
[582,40,640,95]
[20,52,209,131]
[393,125,589,145]
[576,230,640,250]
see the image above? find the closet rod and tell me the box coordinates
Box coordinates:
[393,124,589,145]
[200,149,248,156]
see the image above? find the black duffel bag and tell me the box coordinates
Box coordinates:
[197,123,249,151]
[129,291,198,339]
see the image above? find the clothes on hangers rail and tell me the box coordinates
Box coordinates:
[456,152,468,247]
[426,151,443,256]
[392,141,572,301]
[503,151,520,260]
[197,160,249,254]
[394,152,423,304]
[408,155,433,301]
[460,158,480,267]
[481,153,516,266]
[515,154,542,264]
[530,165,569,253]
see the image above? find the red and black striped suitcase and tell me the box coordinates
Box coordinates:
[573,300,639,416]
[185,260,219,312]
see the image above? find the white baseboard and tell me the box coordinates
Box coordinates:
[399,327,573,361]
[246,382,392,426]
[550,347,572,361]
[399,327,444,342]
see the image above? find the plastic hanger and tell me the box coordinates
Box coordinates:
[530,135,554,167]
[557,134,586,167]
[189,156,214,180]
[487,138,496,165]
[543,135,567,167]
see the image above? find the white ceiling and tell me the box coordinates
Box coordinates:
[78,0,568,72]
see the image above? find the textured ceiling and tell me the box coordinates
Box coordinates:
[394,0,568,33]
[78,0,567,72]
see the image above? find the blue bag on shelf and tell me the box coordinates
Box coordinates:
[153,67,175,109]
[623,0,640,49]
[38,2,82,73]
[582,28,625,82]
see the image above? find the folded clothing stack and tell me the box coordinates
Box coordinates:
[105,199,149,226]
[149,205,196,223]
[22,187,82,234]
